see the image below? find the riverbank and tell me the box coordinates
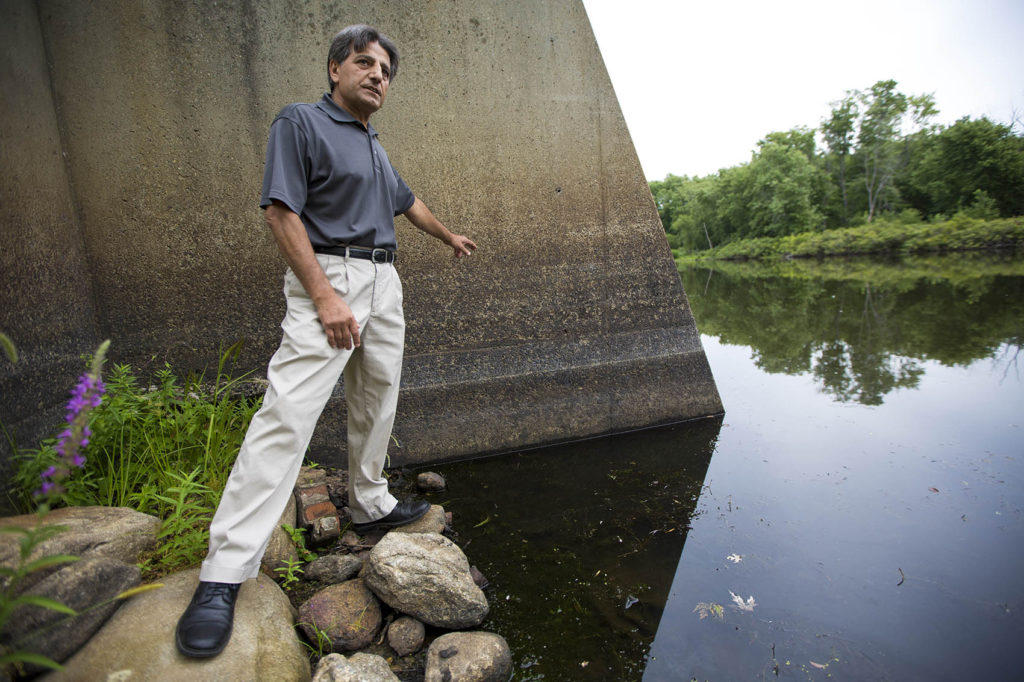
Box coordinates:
[673,215,1024,264]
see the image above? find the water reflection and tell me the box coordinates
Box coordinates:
[679,254,1024,404]
[420,254,1024,680]
[421,419,721,680]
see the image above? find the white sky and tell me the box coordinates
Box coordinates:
[581,0,1024,180]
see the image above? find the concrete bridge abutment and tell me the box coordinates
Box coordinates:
[1,0,722,469]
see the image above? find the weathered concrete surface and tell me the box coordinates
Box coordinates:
[0,0,101,476]
[0,0,722,468]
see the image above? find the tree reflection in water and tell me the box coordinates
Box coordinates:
[680,254,1024,405]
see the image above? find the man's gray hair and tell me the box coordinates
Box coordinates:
[327,24,400,90]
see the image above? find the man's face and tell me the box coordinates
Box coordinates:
[329,41,391,124]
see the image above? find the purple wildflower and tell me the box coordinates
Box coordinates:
[37,341,110,501]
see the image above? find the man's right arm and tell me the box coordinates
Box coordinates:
[265,201,361,350]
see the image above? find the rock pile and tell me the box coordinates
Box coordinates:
[0,468,511,682]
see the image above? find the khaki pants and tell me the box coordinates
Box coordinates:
[200,254,404,583]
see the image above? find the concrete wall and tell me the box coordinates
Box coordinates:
[0,0,102,466]
[1,0,722,468]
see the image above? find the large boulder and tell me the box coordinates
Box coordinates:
[44,568,309,682]
[1,556,140,675]
[0,506,159,591]
[312,652,399,682]
[298,579,382,653]
[387,504,446,535]
[362,532,488,629]
[424,632,512,682]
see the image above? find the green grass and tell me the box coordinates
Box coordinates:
[10,344,263,575]
[675,215,1024,264]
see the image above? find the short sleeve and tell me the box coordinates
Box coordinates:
[391,165,415,216]
[260,114,309,214]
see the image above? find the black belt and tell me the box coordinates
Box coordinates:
[313,245,396,263]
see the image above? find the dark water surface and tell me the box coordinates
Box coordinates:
[421,254,1024,680]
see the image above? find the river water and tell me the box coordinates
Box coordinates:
[420,254,1024,680]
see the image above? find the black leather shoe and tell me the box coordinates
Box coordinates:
[175,581,241,658]
[352,499,431,534]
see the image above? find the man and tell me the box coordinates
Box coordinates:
[175,24,476,659]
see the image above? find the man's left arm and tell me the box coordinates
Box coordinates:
[403,197,477,258]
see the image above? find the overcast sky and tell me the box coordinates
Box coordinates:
[581,0,1024,180]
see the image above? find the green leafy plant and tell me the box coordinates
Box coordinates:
[281,524,317,563]
[274,558,304,591]
[296,620,333,658]
[11,344,263,575]
[148,469,215,573]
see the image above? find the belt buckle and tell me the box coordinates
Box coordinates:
[371,248,388,263]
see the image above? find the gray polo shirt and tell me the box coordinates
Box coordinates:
[260,93,415,250]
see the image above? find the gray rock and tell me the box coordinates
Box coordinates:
[2,556,140,674]
[44,568,309,681]
[325,472,348,509]
[470,566,490,589]
[424,632,512,682]
[304,554,363,583]
[298,579,382,653]
[261,494,300,578]
[312,652,399,682]
[387,615,425,657]
[415,472,447,492]
[340,530,362,547]
[310,514,341,546]
[362,532,488,629]
[0,506,159,592]
[388,504,446,535]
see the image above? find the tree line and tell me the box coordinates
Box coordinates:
[651,80,1024,252]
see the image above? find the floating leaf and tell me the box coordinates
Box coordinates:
[928,487,939,493]
[810,660,828,669]
[0,332,17,364]
[729,590,756,611]
[727,553,742,563]
[694,602,724,620]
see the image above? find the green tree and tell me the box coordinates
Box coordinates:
[900,116,1024,218]
[856,80,938,222]
[649,174,688,233]
[669,175,721,250]
[742,142,827,237]
[822,94,858,225]
[759,126,817,161]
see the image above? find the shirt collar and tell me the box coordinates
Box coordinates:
[317,93,378,137]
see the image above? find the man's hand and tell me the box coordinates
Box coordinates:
[314,292,361,350]
[405,197,478,258]
[266,201,361,350]
[448,233,477,258]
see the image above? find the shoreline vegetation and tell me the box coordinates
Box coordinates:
[673,215,1024,265]
[652,79,1024,265]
